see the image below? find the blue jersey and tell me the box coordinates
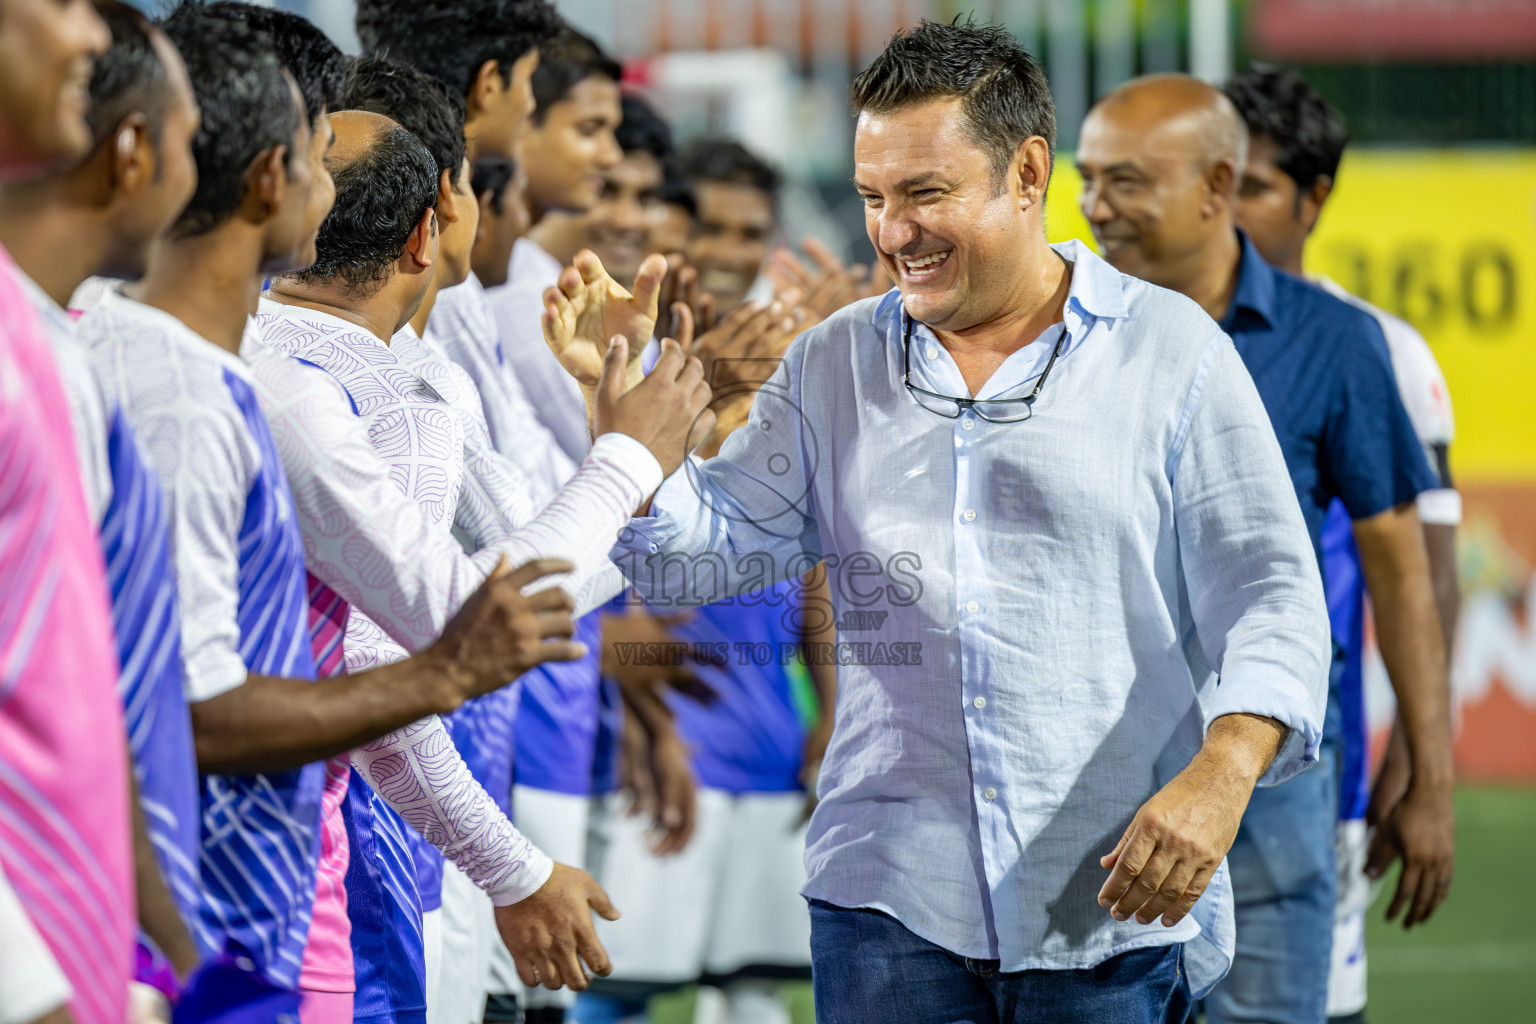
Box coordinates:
[344,775,427,1024]
[84,293,327,989]
[1322,501,1370,820]
[513,612,603,795]
[101,408,202,930]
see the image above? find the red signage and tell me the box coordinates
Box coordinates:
[1250,0,1536,61]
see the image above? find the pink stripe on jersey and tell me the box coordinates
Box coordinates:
[301,574,356,993]
[0,246,133,1024]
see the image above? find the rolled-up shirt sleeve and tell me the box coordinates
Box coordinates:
[1171,332,1331,785]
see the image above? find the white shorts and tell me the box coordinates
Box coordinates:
[426,860,496,1024]
[584,788,811,984]
[487,786,592,1008]
[1326,819,1372,1017]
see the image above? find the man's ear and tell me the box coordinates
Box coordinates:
[109,113,154,200]
[243,144,289,222]
[1013,135,1052,210]
[1204,158,1239,216]
[403,207,437,269]
[436,168,459,225]
[1300,175,1333,235]
[467,59,503,117]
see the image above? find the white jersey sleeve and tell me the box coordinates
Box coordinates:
[83,293,253,702]
[395,331,660,616]
[351,718,553,905]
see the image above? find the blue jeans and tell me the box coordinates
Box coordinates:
[809,900,1191,1024]
[1203,743,1340,1024]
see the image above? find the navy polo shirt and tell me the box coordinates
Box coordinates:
[1220,232,1437,565]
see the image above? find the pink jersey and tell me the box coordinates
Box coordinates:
[300,576,356,996]
[0,245,133,1024]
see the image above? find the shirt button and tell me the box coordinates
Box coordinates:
[972,696,986,710]
[983,787,997,801]
[962,509,977,522]
[965,600,979,614]
[961,418,975,431]
[926,346,939,359]
[648,543,659,553]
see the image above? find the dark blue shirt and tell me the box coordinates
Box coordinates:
[1219,232,1438,565]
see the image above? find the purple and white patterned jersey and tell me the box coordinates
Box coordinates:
[81,289,326,989]
[25,276,201,934]
[430,274,606,798]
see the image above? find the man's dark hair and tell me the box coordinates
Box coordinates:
[159,1,302,238]
[678,138,780,199]
[471,155,515,215]
[531,27,621,124]
[341,53,467,189]
[616,94,672,160]
[1223,64,1349,197]
[203,3,347,124]
[659,159,696,216]
[286,120,439,294]
[354,0,564,100]
[850,17,1056,180]
[86,0,169,145]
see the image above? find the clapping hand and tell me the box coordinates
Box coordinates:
[542,250,668,387]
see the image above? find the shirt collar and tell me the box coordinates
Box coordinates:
[1220,230,1277,333]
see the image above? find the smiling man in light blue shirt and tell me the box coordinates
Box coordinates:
[551,19,1333,1024]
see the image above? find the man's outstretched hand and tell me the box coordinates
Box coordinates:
[542,250,667,386]
[1097,713,1286,928]
[495,862,620,992]
[430,557,586,704]
[594,333,715,479]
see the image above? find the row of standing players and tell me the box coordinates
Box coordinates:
[0,5,1459,1024]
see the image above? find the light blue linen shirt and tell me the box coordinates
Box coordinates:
[612,240,1330,995]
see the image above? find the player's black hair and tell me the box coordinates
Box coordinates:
[677,137,780,199]
[86,0,170,145]
[341,52,467,189]
[471,154,515,215]
[203,3,347,124]
[284,119,439,294]
[530,27,621,124]
[353,0,564,101]
[850,17,1056,179]
[1223,64,1350,196]
[616,94,672,160]
[159,1,302,238]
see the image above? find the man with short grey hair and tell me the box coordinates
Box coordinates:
[548,18,1331,1023]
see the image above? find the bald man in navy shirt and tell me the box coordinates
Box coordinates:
[1077,75,1453,1024]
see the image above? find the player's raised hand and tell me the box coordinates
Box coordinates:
[594,334,715,479]
[691,297,805,390]
[767,236,891,327]
[430,557,586,703]
[495,862,619,991]
[541,249,667,386]
[656,253,716,339]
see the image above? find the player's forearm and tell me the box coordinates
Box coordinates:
[352,718,554,905]
[129,770,198,979]
[1356,510,1455,793]
[191,655,462,774]
[1423,522,1460,663]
